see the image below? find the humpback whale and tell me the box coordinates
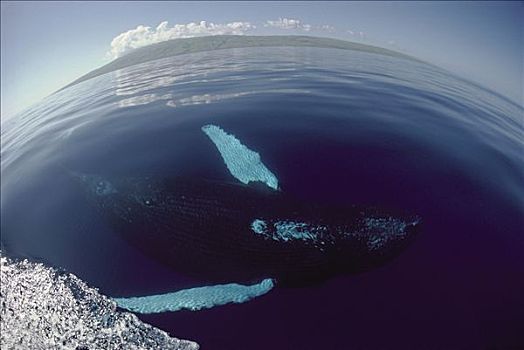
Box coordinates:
[73,124,421,313]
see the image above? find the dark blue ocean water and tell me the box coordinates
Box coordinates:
[1,47,523,349]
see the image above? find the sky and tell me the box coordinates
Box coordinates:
[1,1,522,119]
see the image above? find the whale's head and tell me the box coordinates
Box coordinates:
[72,173,118,197]
[70,172,160,220]
[69,172,128,216]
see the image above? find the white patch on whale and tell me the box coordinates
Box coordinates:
[114,278,275,314]
[274,221,322,241]
[201,124,279,190]
[251,218,328,242]
[251,218,268,234]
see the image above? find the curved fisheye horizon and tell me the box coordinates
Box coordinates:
[1,2,523,350]
[1,1,522,120]
[58,34,428,93]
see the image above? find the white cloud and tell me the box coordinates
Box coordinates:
[320,24,336,32]
[110,20,255,58]
[109,18,345,59]
[264,18,311,32]
[347,29,367,41]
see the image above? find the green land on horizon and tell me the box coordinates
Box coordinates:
[61,35,422,91]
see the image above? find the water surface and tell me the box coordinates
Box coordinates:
[2,47,523,349]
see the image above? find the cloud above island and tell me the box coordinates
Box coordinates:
[109,18,348,59]
[264,18,312,31]
[110,20,255,58]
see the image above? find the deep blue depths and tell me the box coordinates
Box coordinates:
[1,47,523,349]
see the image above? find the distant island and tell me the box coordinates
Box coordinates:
[61,35,422,91]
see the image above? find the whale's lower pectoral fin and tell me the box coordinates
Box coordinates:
[113,278,275,314]
[202,124,279,191]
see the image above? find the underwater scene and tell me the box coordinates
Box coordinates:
[1,46,523,349]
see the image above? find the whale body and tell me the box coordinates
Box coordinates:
[76,173,420,287]
[72,124,421,312]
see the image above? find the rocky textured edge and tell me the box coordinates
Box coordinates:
[0,252,199,350]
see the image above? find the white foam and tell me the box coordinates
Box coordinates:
[202,124,279,190]
[0,252,198,349]
[114,279,275,314]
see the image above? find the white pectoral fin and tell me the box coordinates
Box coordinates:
[201,124,279,191]
[113,278,275,314]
